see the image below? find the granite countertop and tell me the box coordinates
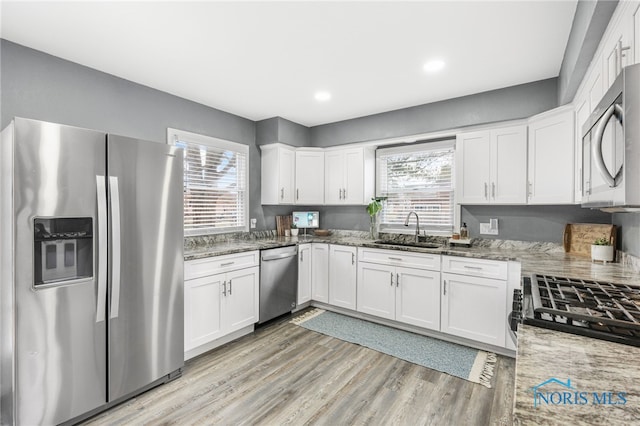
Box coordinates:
[184,234,640,286]
[514,325,640,424]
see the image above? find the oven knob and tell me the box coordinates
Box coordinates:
[512,289,523,311]
[510,311,522,332]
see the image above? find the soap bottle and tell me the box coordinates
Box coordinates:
[460,223,468,240]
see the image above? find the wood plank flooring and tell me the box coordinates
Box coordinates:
[83,312,515,426]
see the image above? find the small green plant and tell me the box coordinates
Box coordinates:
[290,222,297,229]
[593,236,611,246]
[366,197,386,216]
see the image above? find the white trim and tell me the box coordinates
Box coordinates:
[376,139,455,156]
[167,127,249,156]
[376,141,456,236]
[167,127,250,235]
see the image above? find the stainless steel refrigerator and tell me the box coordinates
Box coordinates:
[0,118,184,425]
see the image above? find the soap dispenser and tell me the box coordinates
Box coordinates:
[460,223,468,239]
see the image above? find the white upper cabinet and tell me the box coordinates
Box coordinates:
[295,149,324,204]
[456,125,527,205]
[603,8,634,89]
[324,147,375,205]
[261,143,295,205]
[456,131,491,204]
[261,143,373,206]
[492,126,528,203]
[527,106,575,204]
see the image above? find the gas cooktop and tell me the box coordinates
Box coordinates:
[520,274,640,347]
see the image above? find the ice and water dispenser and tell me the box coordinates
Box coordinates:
[33,217,93,286]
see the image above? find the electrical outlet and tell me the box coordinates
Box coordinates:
[480,222,499,235]
[250,218,257,229]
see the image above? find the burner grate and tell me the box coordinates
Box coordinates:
[531,275,640,339]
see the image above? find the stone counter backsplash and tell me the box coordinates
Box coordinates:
[619,251,640,273]
[185,229,565,253]
[184,230,278,251]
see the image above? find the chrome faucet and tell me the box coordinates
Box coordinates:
[404,211,420,242]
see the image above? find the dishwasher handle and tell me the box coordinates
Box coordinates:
[261,251,298,261]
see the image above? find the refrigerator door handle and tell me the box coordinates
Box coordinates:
[109,176,122,319]
[96,175,108,323]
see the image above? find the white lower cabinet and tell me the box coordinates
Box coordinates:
[184,273,224,350]
[357,261,440,330]
[297,244,312,305]
[311,243,329,303]
[357,248,440,330]
[184,251,259,359]
[223,267,260,332]
[441,256,507,347]
[395,266,440,330]
[328,245,357,309]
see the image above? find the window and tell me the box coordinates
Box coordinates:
[168,128,249,236]
[376,140,455,235]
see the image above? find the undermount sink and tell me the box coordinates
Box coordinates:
[373,240,441,249]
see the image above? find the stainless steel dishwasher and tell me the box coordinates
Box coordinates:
[259,245,298,323]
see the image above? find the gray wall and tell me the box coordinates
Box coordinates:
[613,213,640,256]
[256,116,310,147]
[557,0,618,104]
[462,205,612,244]
[309,78,558,147]
[1,38,623,245]
[0,39,270,231]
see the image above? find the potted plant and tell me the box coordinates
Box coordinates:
[366,197,386,239]
[591,236,614,263]
[290,222,299,237]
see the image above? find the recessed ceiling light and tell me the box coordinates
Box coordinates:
[423,60,445,73]
[314,91,331,102]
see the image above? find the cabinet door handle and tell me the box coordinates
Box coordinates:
[352,252,355,265]
[300,251,304,262]
[443,280,447,295]
[528,182,532,199]
[343,188,347,199]
[281,187,284,199]
[463,265,483,270]
[222,281,227,297]
[390,272,394,286]
[617,40,631,75]
[388,256,402,261]
[396,273,400,287]
[296,189,299,200]
[228,279,232,295]
[578,167,582,192]
[221,261,235,267]
[491,182,496,199]
[484,182,488,199]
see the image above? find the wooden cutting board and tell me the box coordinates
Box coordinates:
[563,223,617,256]
[275,215,292,236]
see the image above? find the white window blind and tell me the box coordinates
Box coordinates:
[168,128,249,235]
[376,140,455,234]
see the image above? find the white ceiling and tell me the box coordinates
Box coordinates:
[1,1,577,127]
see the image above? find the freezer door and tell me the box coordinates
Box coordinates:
[11,118,107,425]
[107,135,184,401]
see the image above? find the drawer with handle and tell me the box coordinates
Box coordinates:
[357,247,440,271]
[441,255,508,280]
[185,250,260,280]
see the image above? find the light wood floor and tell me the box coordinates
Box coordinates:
[83,312,515,426]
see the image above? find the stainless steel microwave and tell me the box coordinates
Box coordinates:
[582,63,640,211]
